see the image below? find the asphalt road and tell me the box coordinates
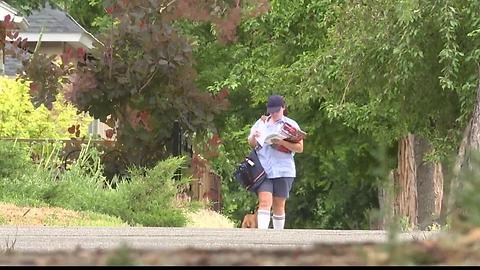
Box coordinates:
[0,227,443,252]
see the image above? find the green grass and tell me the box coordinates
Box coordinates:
[0,141,237,228]
[0,214,6,225]
[0,202,236,228]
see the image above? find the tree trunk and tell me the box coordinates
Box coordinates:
[433,163,444,220]
[376,170,396,229]
[378,134,445,230]
[439,161,451,225]
[448,70,480,216]
[469,78,480,150]
[414,136,443,229]
[395,134,418,228]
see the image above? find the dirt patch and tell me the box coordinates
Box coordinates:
[0,203,84,226]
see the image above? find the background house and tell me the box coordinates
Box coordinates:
[18,3,98,55]
[2,3,110,139]
[0,1,28,75]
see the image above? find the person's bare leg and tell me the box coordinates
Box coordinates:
[272,196,286,229]
[257,191,273,229]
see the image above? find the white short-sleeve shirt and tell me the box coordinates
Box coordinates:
[248,116,301,178]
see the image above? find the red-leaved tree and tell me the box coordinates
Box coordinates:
[11,0,269,167]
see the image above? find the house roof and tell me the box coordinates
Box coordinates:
[23,3,86,34]
[3,3,100,77]
[18,3,100,49]
[0,1,29,30]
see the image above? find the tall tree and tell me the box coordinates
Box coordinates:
[301,0,480,228]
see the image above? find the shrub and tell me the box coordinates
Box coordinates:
[0,141,33,178]
[114,157,189,227]
[1,139,192,227]
[49,143,189,226]
[0,77,92,139]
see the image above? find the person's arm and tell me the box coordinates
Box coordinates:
[271,138,303,153]
[248,131,259,148]
[247,120,260,148]
[247,116,268,148]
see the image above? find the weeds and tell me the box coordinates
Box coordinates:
[2,227,18,255]
[0,141,33,178]
[106,243,138,266]
[4,237,16,254]
[426,222,443,232]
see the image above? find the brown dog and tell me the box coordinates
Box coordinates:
[241,208,258,228]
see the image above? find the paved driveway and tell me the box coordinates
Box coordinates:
[0,227,442,252]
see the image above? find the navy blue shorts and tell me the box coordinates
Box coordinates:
[256,177,294,198]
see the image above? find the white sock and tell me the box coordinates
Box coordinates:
[272,214,286,229]
[257,209,271,229]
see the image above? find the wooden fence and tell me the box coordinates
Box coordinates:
[189,154,222,212]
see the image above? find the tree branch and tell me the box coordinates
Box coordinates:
[138,65,158,93]
[159,0,178,14]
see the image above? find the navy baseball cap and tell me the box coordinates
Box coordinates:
[266,95,285,114]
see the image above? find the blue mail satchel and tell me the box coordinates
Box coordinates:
[233,148,266,192]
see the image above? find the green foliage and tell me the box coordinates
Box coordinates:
[106,244,137,266]
[0,141,33,178]
[191,0,380,229]
[43,143,107,210]
[0,141,193,227]
[314,0,480,158]
[288,114,381,229]
[0,142,64,207]
[12,0,480,231]
[6,0,108,33]
[4,0,56,15]
[15,0,269,169]
[110,156,190,227]
[53,0,109,34]
[0,77,92,139]
[195,0,480,230]
[46,145,189,226]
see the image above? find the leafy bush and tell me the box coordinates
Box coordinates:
[1,140,191,227]
[0,77,92,139]
[0,141,34,178]
[45,150,106,211]
[113,157,190,227]
[0,141,70,207]
[51,146,190,226]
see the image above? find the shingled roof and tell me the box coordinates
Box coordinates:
[18,3,99,49]
[3,3,99,77]
[23,3,86,33]
[0,1,28,30]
